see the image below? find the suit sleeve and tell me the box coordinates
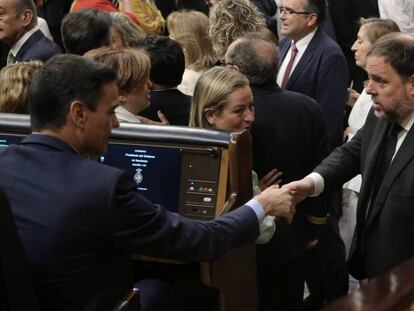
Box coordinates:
[314,123,363,191]
[107,172,259,262]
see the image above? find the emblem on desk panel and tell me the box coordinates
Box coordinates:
[134,168,143,185]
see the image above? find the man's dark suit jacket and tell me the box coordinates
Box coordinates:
[0,134,259,310]
[251,85,331,263]
[315,110,414,279]
[279,28,349,148]
[139,89,191,126]
[13,29,60,63]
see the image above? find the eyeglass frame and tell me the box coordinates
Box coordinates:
[278,6,314,16]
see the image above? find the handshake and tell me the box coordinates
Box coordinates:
[254,177,316,223]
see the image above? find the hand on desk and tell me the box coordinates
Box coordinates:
[255,185,295,223]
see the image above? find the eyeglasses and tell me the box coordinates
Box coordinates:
[279,6,313,16]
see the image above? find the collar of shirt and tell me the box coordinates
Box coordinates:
[115,105,142,123]
[399,110,414,133]
[10,26,40,57]
[294,27,317,54]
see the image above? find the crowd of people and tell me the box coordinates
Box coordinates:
[0,0,413,310]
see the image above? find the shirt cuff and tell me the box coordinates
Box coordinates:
[307,172,324,196]
[245,198,265,222]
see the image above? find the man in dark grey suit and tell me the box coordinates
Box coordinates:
[0,54,296,310]
[225,34,345,311]
[0,0,60,64]
[287,33,414,280]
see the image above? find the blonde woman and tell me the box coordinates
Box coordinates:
[168,10,218,96]
[208,0,266,58]
[0,61,43,114]
[190,66,284,244]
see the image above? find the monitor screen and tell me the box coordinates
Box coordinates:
[100,142,183,213]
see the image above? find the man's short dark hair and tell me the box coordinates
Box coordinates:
[306,0,325,24]
[16,0,37,27]
[136,35,185,87]
[368,33,414,80]
[28,54,117,131]
[61,9,112,55]
[226,33,279,86]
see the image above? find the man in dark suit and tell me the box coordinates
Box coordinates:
[225,34,347,311]
[138,36,191,126]
[0,0,60,64]
[287,33,414,280]
[278,1,350,308]
[278,0,348,149]
[0,54,296,310]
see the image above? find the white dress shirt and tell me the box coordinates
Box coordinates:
[277,28,317,86]
[378,0,414,34]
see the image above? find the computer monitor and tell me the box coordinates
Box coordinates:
[0,114,252,220]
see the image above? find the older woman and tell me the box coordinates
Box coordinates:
[167,10,218,96]
[190,66,282,244]
[110,12,146,49]
[0,61,43,114]
[85,47,152,123]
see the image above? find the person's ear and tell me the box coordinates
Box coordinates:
[20,9,33,27]
[230,64,241,72]
[69,100,88,128]
[408,74,414,97]
[118,90,128,104]
[204,108,216,127]
[307,13,318,27]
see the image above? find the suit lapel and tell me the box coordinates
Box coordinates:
[366,124,414,227]
[285,30,321,89]
[357,117,388,229]
[279,37,290,64]
[14,30,43,62]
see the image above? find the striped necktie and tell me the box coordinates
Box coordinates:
[6,50,14,65]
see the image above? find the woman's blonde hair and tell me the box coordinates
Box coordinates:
[359,17,400,44]
[190,66,249,128]
[167,10,217,71]
[208,0,266,57]
[0,61,43,114]
[110,12,147,48]
[84,47,150,94]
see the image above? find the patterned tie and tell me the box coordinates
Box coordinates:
[281,42,298,89]
[6,50,14,65]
